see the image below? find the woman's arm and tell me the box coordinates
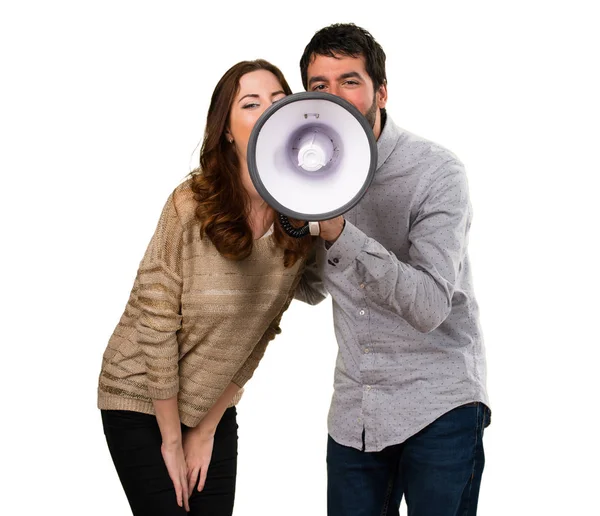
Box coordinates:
[184,382,241,494]
[153,397,190,512]
[193,382,241,436]
[153,397,184,447]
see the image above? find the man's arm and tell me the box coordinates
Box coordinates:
[322,161,471,333]
[294,245,328,305]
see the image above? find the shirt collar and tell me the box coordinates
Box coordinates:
[376,109,402,170]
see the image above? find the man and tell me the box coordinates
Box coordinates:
[295,23,491,516]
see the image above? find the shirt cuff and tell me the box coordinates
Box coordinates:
[325,221,367,271]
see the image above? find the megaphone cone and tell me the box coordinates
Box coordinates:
[247,92,377,237]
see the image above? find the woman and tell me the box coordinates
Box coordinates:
[98,60,313,515]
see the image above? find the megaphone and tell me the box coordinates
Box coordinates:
[248,92,377,237]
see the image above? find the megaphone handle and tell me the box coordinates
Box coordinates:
[278,213,311,238]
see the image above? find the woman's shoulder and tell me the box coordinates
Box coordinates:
[170,176,198,225]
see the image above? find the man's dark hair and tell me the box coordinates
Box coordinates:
[300,23,387,91]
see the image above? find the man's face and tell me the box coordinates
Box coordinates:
[306,53,387,139]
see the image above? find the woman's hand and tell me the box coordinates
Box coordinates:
[184,426,216,495]
[161,441,190,512]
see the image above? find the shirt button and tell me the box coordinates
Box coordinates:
[359,309,365,316]
[366,385,372,391]
[333,257,339,264]
[364,348,370,353]
[360,283,365,289]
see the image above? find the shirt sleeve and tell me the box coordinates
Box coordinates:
[135,192,184,399]
[324,160,471,333]
[294,245,328,305]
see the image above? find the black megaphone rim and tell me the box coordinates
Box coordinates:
[247,91,377,222]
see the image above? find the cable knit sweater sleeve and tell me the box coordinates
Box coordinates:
[135,192,184,399]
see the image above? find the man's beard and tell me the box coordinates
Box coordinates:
[364,92,378,129]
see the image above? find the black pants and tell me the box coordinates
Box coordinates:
[101,407,238,516]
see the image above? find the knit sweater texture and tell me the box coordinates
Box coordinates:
[97,179,304,427]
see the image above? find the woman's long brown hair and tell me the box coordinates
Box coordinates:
[191,59,313,267]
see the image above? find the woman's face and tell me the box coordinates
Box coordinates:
[226,70,286,197]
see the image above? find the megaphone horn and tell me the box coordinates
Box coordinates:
[247,92,377,238]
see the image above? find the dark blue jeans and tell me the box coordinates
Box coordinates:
[327,402,490,516]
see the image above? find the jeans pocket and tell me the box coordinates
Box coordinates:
[483,405,492,428]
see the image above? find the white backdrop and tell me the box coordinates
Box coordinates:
[1,1,598,514]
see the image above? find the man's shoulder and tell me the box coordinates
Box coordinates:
[384,116,463,173]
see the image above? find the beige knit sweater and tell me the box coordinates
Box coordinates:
[97,179,305,427]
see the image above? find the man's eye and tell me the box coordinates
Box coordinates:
[344,80,359,86]
[313,84,326,91]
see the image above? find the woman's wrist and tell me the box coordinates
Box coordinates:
[194,419,217,437]
[161,433,183,448]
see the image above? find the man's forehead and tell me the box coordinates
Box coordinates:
[308,53,367,76]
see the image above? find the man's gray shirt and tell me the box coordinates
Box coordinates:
[296,114,490,452]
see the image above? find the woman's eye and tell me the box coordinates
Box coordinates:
[242,103,259,109]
